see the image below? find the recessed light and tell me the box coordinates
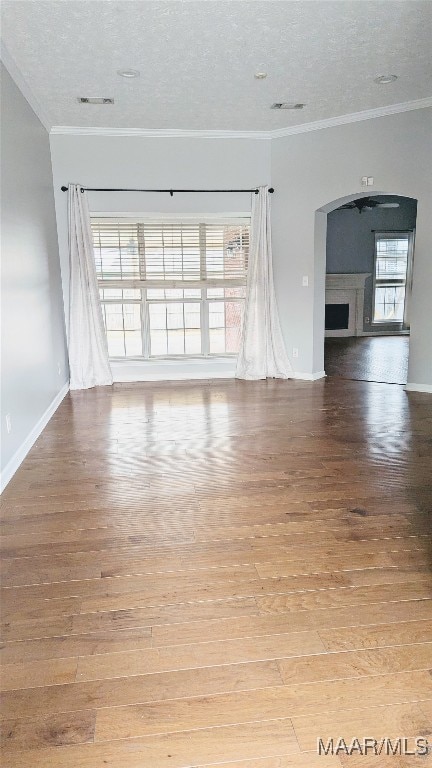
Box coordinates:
[254,72,268,79]
[271,102,305,110]
[78,97,114,104]
[374,74,398,84]
[117,69,140,78]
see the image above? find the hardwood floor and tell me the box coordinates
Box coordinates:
[324,336,409,384]
[1,377,431,767]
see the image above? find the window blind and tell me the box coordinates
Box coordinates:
[92,220,249,285]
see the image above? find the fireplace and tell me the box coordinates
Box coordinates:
[325,273,370,337]
[325,303,349,331]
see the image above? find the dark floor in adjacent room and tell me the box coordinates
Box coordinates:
[325,335,410,385]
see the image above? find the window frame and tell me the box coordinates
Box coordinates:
[371,230,415,328]
[92,216,250,361]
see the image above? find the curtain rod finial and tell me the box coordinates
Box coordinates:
[269,188,274,193]
[61,186,68,192]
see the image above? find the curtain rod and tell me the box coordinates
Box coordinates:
[60,186,274,195]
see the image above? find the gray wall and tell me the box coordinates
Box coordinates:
[326,195,417,332]
[50,133,271,328]
[1,64,68,483]
[48,108,432,386]
[271,107,432,386]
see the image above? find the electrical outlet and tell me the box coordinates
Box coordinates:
[57,362,62,376]
[302,275,309,287]
[365,316,370,324]
[5,414,12,434]
[292,347,299,358]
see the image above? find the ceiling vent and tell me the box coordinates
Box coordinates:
[271,102,305,110]
[78,97,114,104]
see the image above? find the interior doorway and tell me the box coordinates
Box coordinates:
[322,194,417,384]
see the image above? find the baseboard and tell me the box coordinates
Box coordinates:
[357,330,410,337]
[111,360,237,382]
[111,361,327,383]
[405,382,432,393]
[291,370,326,381]
[0,382,70,493]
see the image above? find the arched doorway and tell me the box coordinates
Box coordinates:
[315,193,418,384]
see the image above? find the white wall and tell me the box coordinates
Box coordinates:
[1,64,69,488]
[271,107,432,386]
[50,134,271,324]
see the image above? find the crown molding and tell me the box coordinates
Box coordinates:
[50,126,271,139]
[1,40,53,132]
[269,97,432,138]
[50,97,432,140]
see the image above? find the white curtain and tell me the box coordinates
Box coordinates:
[68,184,113,390]
[236,186,292,380]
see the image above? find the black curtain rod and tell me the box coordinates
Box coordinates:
[60,186,274,195]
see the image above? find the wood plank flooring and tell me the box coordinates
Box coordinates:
[1,377,432,767]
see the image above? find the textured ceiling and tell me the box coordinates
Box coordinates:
[1,0,432,131]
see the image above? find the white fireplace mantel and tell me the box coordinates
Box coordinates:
[325,272,371,337]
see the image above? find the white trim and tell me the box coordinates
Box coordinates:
[111,360,325,383]
[405,383,432,393]
[50,126,270,139]
[357,330,410,337]
[0,41,52,132]
[91,212,252,219]
[292,370,326,381]
[325,273,370,338]
[111,359,237,382]
[270,98,432,138]
[0,383,69,493]
[49,98,432,140]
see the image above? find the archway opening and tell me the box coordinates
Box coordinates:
[315,193,418,384]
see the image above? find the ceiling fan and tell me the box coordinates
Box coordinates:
[337,197,400,214]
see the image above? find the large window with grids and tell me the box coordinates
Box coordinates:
[372,231,414,325]
[91,218,249,358]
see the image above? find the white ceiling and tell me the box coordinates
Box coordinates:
[2,0,432,132]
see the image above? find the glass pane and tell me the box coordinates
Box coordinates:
[100,288,140,300]
[106,331,125,357]
[167,330,185,355]
[149,302,201,356]
[144,224,201,281]
[374,285,406,322]
[148,303,167,330]
[184,303,201,329]
[205,225,249,280]
[167,303,184,330]
[375,237,409,281]
[224,286,246,299]
[209,301,244,354]
[147,288,202,300]
[185,329,202,354]
[93,223,140,279]
[150,330,167,356]
[102,303,141,357]
[103,303,124,332]
[125,331,142,356]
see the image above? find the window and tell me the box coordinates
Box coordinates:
[372,232,414,325]
[92,219,249,358]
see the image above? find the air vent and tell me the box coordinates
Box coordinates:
[78,97,114,104]
[271,102,305,110]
